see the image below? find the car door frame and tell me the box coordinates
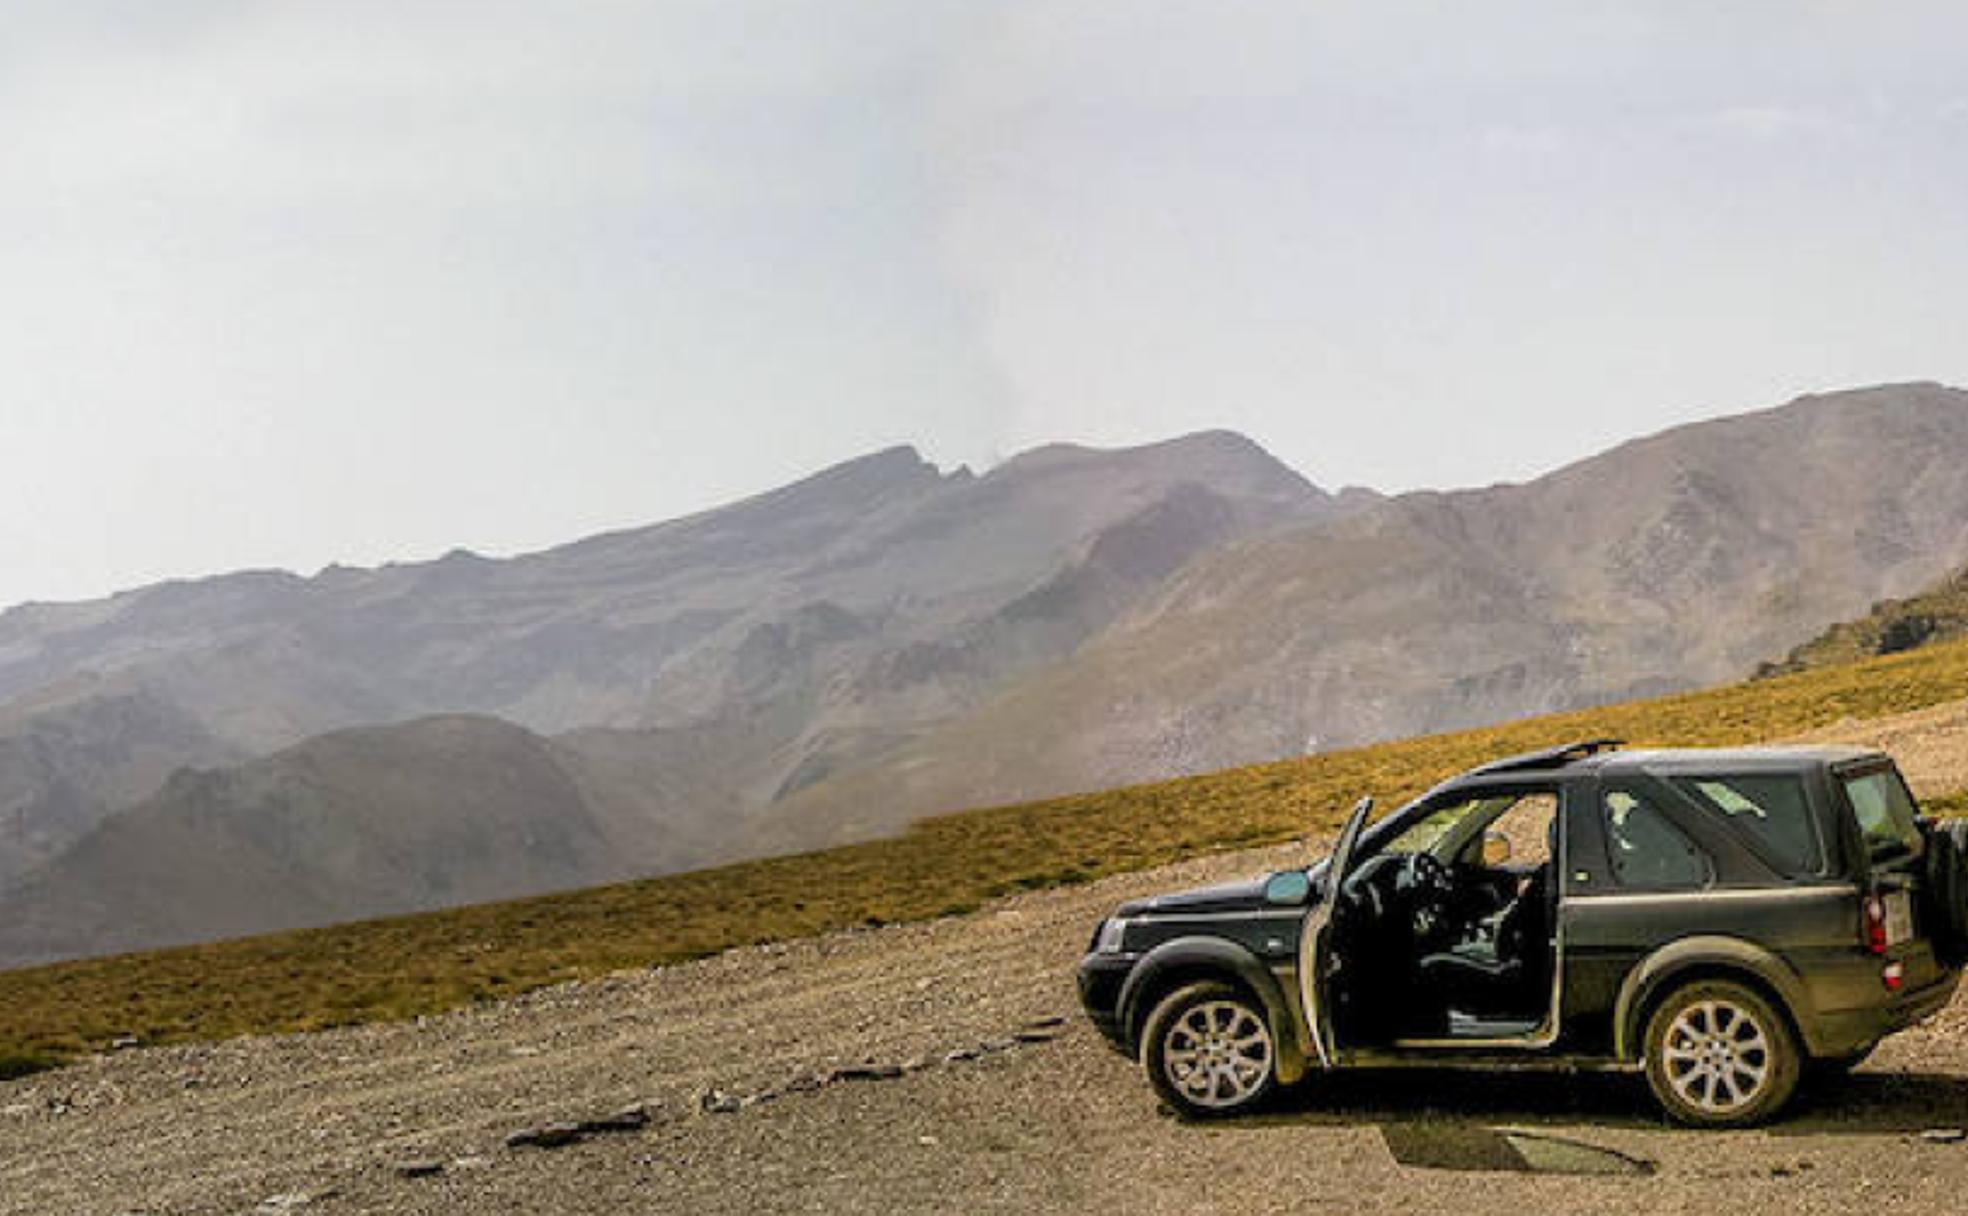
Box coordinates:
[1296,797,1374,1068]
[1301,778,1581,1061]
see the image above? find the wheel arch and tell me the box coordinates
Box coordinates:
[1117,936,1310,1084]
[1612,935,1819,1062]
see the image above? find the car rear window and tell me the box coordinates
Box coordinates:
[1840,767,1925,866]
[1671,773,1823,875]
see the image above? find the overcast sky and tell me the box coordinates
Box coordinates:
[2,2,1965,607]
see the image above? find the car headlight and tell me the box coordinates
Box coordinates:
[1095,917,1129,954]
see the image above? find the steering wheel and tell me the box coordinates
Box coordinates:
[1401,851,1455,940]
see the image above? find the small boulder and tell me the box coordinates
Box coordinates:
[579,1105,651,1135]
[506,1122,584,1149]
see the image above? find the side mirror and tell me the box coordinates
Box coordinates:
[1263,870,1313,905]
[1481,830,1513,867]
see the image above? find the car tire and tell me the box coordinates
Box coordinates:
[1140,980,1279,1119]
[1643,979,1801,1128]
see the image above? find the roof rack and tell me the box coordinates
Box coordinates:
[1467,738,1624,776]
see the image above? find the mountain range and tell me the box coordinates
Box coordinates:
[3,381,1967,966]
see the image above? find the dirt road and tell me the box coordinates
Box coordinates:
[6,708,1968,1215]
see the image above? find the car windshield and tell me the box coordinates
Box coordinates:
[1381,792,1548,860]
[1383,802,1469,855]
[1841,767,1925,865]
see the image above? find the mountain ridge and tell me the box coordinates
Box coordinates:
[749,382,1968,854]
[6,384,1968,965]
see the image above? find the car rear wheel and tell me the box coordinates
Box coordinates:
[1140,980,1278,1119]
[1643,979,1801,1127]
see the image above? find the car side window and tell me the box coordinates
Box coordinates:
[1603,786,1712,889]
[1669,773,1823,875]
[1486,792,1557,868]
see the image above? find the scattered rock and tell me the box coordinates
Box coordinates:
[1012,1030,1060,1044]
[785,1070,831,1092]
[394,1160,444,1179]
[256,1193,326,1212]
[697,1089,743,1115]
[110,1037,142,1051]
[1025,1015,1069,1030]
[980,1039,1015,1054]
[1920,1128,1967,1144]
[917,1134,939,1147]
[834,1064,902,1082]
[506,1122,585,1149]
[578,1105,651,1134]
[944,1048,981,1063]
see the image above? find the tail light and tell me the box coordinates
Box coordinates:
[1863,894,1890,955]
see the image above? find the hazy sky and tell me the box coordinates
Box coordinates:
[3,3,1965,607]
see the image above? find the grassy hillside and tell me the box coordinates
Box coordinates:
[8,637,1968,1077]
[1761,565,1968,676]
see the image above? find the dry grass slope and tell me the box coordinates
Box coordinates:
[8,637,1968,1074]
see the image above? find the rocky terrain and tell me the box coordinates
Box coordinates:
[1763,563,1968,678]
[6,704,1968,1215]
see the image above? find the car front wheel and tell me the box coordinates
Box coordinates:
[1140,980,1278,1119]
[1643,979,1801,1127]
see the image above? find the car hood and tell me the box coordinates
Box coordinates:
[1116,878,1269,917]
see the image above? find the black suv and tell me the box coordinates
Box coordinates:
[1078,741,1968,1127]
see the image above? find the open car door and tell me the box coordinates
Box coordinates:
[1298,796,1374,1068]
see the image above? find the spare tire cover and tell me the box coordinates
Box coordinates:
[1923,822,1968,967]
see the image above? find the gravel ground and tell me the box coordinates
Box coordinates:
[6,708,1968,1215]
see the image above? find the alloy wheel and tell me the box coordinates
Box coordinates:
[1660,997,1772,1115]
[1161,999,1274,1109]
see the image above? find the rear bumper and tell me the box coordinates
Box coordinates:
[1812,967,1961,1058]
